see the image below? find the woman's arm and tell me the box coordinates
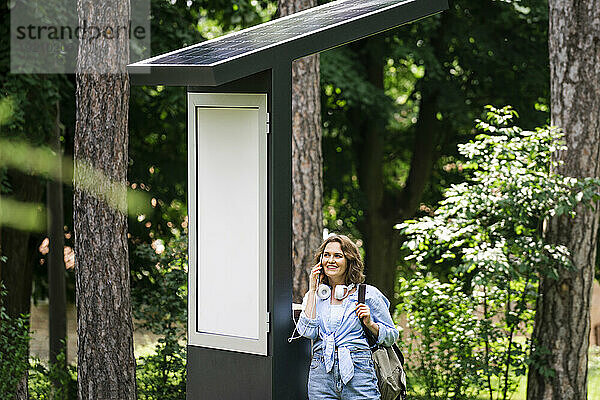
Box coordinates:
[366,286,399,347]
[297,291,319,339]
[296,264,323,340]
[304,289,316,319]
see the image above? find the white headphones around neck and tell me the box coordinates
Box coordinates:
[316,283,355,300]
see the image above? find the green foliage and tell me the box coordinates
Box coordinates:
[29,349,77,400]
[132,236,188,399]
[397,106,600,399]
[589,346,600,400]
[401,105,598,279]
[397,274,481,399]
[320,0,550,254]
[136,338,187,400]
[0,285,31,399]
[0,0,70,155]
[132,235,187,336]
[0,20,71,227]
[0,75,65,145]
[398,273,536,400]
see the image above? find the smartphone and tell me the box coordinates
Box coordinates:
[319,253,324,281]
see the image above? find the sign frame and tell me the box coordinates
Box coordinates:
[187,92,269,356]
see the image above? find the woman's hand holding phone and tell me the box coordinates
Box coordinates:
[309,262,322,292]
[304,262,322,319]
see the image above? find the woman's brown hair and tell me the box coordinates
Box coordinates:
[313,234,365,286]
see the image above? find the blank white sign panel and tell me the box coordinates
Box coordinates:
[197,107,260,339]
[188,93,268,356]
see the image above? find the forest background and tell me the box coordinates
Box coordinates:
[1,0,599,399]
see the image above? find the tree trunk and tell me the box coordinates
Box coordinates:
[15,374,28,400]
[352,38,396,300]
[396,85,441,221]
[352,38,442,303]
[48,100,67,392]
[278,0,323,303]
[74,0,136,398]
[526,1,600,398]
[0,172,42,320]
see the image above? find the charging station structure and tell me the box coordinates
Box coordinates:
[128,0,447,398]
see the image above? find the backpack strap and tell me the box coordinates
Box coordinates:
[358,282,366,304]
[358,284,378,349]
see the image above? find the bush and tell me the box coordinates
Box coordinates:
[28,349,77,400]
[132,236,187,400]
[397,106,600,399]
[0,284,30,399]
[136,338,186,399]
[397,275,481,399]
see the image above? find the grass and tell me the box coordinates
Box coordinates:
[473,374,526,400]
[409,345,600,400]
[588,345,600,400]
[479,345,600,400]
[505,344,600,400]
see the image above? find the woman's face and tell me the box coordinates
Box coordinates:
[321,241,348,284]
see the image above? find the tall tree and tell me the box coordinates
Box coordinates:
[321,0,550,302]
[1,4,64,395]
[277,0,323,302]
[0,170,41,400]
[74,0,136,398]
[345,34,445,302]
[526,1,600,398]
[47,100,67,393]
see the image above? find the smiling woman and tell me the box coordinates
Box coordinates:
[317,237,364,290]
[293,234,399,400]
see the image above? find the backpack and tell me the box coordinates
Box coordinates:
[358,284,407,400]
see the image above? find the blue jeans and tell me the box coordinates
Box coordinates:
[308,349,381,400]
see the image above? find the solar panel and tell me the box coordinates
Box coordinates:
[144,0,411,67]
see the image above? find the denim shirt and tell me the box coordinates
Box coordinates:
[297,284,399,385]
